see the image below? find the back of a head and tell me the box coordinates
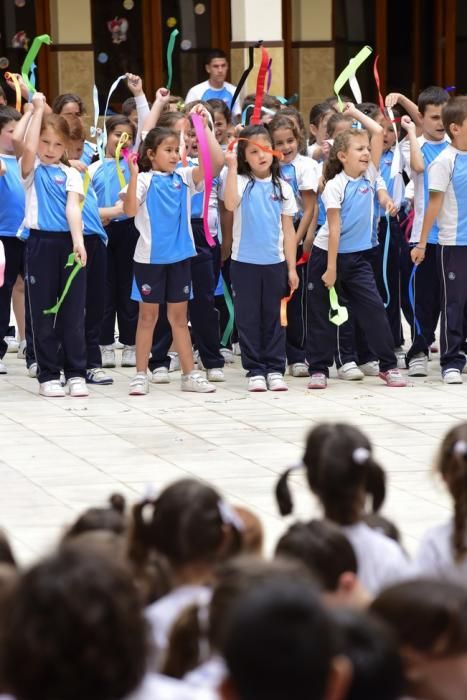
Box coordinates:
[63,493,127,541]
[275,519,358,591]
[370,578,467,655]
[333,608,405,700]
[2,544,147,700]
[222,578,338,700]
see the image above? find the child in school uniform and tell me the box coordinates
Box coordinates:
[222,124,299,392]
[412,96,467,384]
[17,93,87,398]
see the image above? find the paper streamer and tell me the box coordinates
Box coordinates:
[221,276,235,346]
[373,55,386,114]
[191,113,215,248]
[21,34,52,94]
[328,286,348,326]
[4,72,21,112]
[373,57,402,183]
[0,239,4,288]
[348,59,363,104]
[408,265,422,336]
[80,170,90,211]
[166,28,179,90]
[280,290,294,327]
[382,213,391,308]
[43,253,83,316]
[115,131,129,188]
[251,46,270,125]
[296,250,310,266]
[241,103,276,126]
[228,137,284,161]
[91,83,105,164]
[334,45,372,112]
[230,41,262,112]
[102,74,127,148]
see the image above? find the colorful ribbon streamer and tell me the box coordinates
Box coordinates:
[296,251,310,266]
[408,265,421,336]
[373,55,386,114]
[4,72,21,112]
[191,113,215,248]
[228,137,284,161]
[328,286,348,326]
[280,290,294,327]
[382,213,391,308]
[221,276,235,346]
[80,171,90,211]
[373,57,402,187]
[348,59,363,104]
[0,239,4,288]
[276,94,299,106]
[21,34,52,94]
[230,41,262,112]
[43,253,83,317]
[115,132,129,189]
[334,45,373,112]
[266,57,273,93]
[251,46,270,125]
[166,28,179,91]
[102,74,127,148]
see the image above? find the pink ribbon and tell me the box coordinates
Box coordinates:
[191,113,215,248]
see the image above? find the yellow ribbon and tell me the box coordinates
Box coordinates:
[115,132,129,189]
[333,46,373,112]
[80,170,90,211]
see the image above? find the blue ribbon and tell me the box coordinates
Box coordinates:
[382,213,391,308]
[408,264,421,336]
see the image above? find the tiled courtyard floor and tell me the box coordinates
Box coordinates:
[0,347,463,564]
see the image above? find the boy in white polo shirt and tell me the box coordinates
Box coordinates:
[412,96,467,384]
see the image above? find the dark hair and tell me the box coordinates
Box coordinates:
[0,85,5,100]
[63,493,126,541]
[205,48,227,64]
[52,93,86,116]
[276,423,386,524]
[128,478,241,570]
[268,113,301,154]
[357,102,380,119]
[323,128,369,182]
[371,579,467,656]
[418,85,449,115]
[121,96,137,117]
[163,556,311,679]
[280,106,307,154]
[156,111,186,129]
[137,126,179,172]
[333,608,405,700]
[105,115,136,142]
[442,96,467,140]
[207,98,231,123]
[237,124,285,200]
[222,578,340,700]
[435,422,467,560]
[309,101,335,143]
[241,93,281,126]
[0,106,21,131]
[0,530,17,569]
[2,544,147,700]
[65,114,86,142]
[275,519,358,591]
[326,112,353,138]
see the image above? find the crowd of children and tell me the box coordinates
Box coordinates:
[0,419,465,699]
[1,51,467,396]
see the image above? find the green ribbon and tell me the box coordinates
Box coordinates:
[328,286,348,326]
[333,45,372,112]
[43,253,83,317]
[221,277,235,347]
[21,34,52,94]
[166,28,179,90]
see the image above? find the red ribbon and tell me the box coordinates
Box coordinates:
[296,251,310,266]
[373,55,386,115]
[251,46,270,125]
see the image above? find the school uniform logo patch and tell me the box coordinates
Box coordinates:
[270,193,279,201]
[307,282,314,291]
[183,285,190,294]
[54,176,66,186]
[173,182,182,190]
[141,284,152,295]
[358,186,369,194]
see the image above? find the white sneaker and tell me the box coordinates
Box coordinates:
[232,342,242,356]
[129,372,149,395]
[28,362,37,378]
[358,361,380,376]
[168,351,180,372]
[181,370,216,393]
[66,376,89,397]
[121,345,136,367]
[0,360,7,374]
[17,340,26,359]
[337,361,364,381]
[288,362,309,377]
[39,379,65,397]
[207,367,225,382]
[443,369,463,385]
[220,347,235,363]
[100,345,116,368]
[5,336,19,353]
[86,368,114,385]
[408,353,428,377]
[248,375,267,392]
[267,372,288,391]
[151,367,170,384]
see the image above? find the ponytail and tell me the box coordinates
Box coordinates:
[162,603,206,679]
[275,465,301,516]
[366,458,386,513]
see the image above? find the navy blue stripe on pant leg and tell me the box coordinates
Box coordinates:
[230,260,266,377]
[305,246,338,376]
[439,245,467,373]
[0,236,24,359]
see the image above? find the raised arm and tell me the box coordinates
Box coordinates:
[223,149,241,211]
[385,92,423,131]
[126,73,150,150]
[141,88,171,135]
[12,103,34,158]
[401,115,424,174]
[122,153,140,217]
[20,92,46,178]
[343,102,384,169]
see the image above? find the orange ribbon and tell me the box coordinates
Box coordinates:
[4,72,21,112]
[228,137,284,161]
[280,290,294,327]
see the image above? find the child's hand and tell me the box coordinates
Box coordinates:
[401,115,415,133]
[288,268,299,292]
[128,153,139,176]
[69,160,88,173]
[342,102,356,115]
[155,88,171,106]
[411,245,425,265]
[225,148,237,169]
[386,199,398,217]
[32,92,46,109]
[321,267,336,288]
[126,73,143,96]
[0,159,6,177]
[321,140,331,160]
[190,103,210,128]
[385,93,402,109]
[73,241,87,266]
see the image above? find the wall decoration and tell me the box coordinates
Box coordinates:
[107,17,129,44]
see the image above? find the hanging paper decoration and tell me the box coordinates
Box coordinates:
[166,28,179,90]
[123,0,134,9]
[194,3,206,14]
[15,0,26,7]
[11,31,29,49]
[107,17,129,44]
[166,17,177,28]
[181,39,192,51]
[0,57,9,69]
[97,52,108,63]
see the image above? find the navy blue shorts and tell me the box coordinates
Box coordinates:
[131,260,191,304]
